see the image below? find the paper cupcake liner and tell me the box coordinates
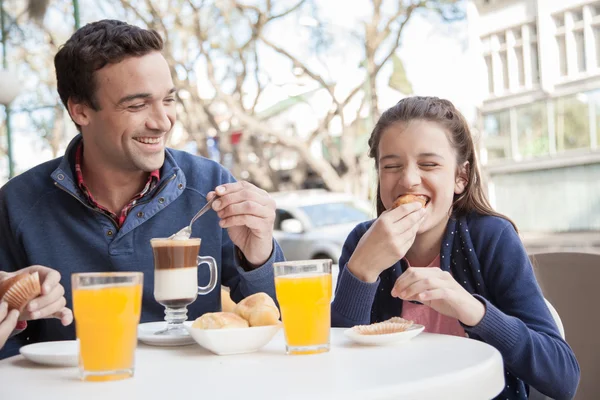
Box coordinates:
[386,317,414,325]
[2,272,41,311]
[352,317,414,335]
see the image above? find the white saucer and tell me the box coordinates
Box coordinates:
[137,321,195,346]
[19,340,78,367]
[344,324,425,346]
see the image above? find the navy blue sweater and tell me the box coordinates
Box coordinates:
[0,135,284,359]
[332,213,580,400]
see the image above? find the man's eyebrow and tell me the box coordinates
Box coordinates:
[117,88,176,105]
[117,93,152,105]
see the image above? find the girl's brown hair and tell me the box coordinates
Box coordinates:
[368,96,517,231]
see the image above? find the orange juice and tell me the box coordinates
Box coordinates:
[275,273,332,354]
[73,283,142,381]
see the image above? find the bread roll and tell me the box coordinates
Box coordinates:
[192,312,249,329]
[234,292,280,327]
[392,194,428,209]
[221,288,237,313]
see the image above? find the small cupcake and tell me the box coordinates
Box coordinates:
[0,272,42,312]
[352,317,414,335]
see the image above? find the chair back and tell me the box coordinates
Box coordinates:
[529,252,600,400]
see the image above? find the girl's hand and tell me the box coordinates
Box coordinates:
[391,267,486,326]
[1,266,73,326]
[0,302,19,348]
[347,202,426,283]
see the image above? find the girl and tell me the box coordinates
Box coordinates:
[331,97,579,399]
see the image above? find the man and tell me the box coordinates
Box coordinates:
[0,19,283,358]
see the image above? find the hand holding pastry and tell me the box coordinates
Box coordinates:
[390,267,485,327]
[347,200,426,283]
[392,194,428,209]
[0,302,19,349]
[0,266,73,326]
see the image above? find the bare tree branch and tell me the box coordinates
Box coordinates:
[270,0,306,20]
[374,2,424,76]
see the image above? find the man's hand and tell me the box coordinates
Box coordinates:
[208,182,276,267]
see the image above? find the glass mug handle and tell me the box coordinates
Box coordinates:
[197,255,218,295]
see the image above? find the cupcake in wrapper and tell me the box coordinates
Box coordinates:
[0,272,42,311]
[352,317,414,335]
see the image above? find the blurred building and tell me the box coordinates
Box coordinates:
[471,0,600,232]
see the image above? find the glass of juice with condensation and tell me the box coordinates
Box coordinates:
[72,272,143,381]
[274,259,332,355]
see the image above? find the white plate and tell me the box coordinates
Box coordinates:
[185,323,282,355]
[344,324,425,346]
[19,340,78,367]
[137,321,195,346]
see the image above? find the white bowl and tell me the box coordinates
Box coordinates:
[344,324,425,346]
[185,323,282,355]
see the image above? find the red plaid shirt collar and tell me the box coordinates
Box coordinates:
[74,142,160,228]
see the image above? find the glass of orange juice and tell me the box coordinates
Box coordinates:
[274,259,332,355]
[72,272,143,382]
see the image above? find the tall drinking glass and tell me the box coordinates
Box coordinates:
[274,259,332,355]
[72,272,143,382]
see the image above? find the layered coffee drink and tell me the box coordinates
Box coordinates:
[151,238,200,308]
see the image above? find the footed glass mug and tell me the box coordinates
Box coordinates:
[150,237,218,336]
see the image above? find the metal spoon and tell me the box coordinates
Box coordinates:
[169,196,218,240]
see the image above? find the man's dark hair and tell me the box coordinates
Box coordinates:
[54,19,163,126]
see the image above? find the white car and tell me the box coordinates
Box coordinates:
[271,190,374,264]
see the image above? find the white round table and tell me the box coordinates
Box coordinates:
[0,329,504,400]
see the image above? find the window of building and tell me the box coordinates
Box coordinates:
[571,10,584,23]
[596,26,600,68]
[554,15,564,28]
[483,111,511,160]
[557,34,568,76]
[482,91,599,164]
[500,50,509,90]
[574,30,586,72]
[516,47,525,86]
[531,43,540,84]
[555,5,598,78]
[516,102,549,158]
[485,55,493,94]
[481,23,539,96]
[498,32,506,45]
[555,95,590,151]
[513,28,522,41]
[597,102,600,148]
[589,89,600,147]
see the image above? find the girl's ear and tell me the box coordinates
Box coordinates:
[455,161,469,195]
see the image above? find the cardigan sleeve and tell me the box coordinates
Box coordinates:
[331,223,379,327]
[464,224,580,400]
